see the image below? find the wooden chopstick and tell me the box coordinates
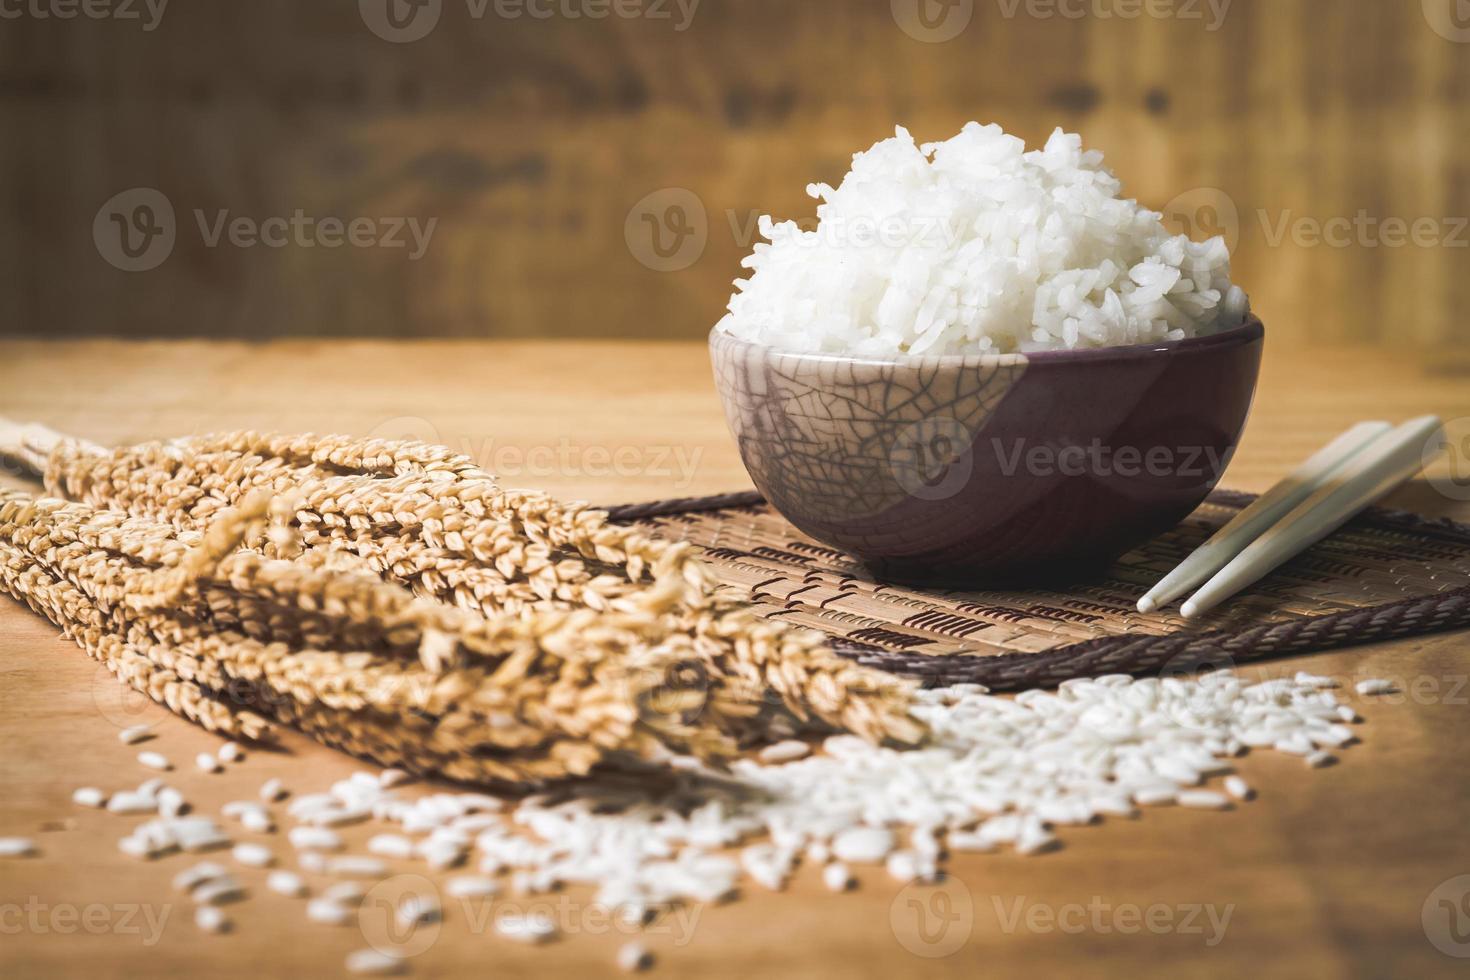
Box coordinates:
[1136,420,1392,613]
[1179,415,1446,619]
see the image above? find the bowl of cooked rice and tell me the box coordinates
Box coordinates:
[710,123,1264,584]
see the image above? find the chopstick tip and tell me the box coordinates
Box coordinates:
[1136,596,1156,614]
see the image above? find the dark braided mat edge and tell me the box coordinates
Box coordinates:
[605,490,1470,691]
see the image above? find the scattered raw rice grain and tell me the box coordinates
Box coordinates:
[306,898,355,926]
[196,753,221,774]
[233,843,276,868]
[1015,823,1059,856]
[194,906,230,934]
[0,837,38,858]
[822,862,855,892]
[260,779,287,802]
[298,852,328,874]
[496,912,558,944]
[158,787,188,819]
[174,818,232,853]
[289,827,343,851]
[740,845,790,891]
[1355,679,1397,696]
[137,751,171,772]
[832,827,894,864]
[72,787,106,809]
[267,870,307,898]
[307,806,371,829]
[946,831,996,853]
[218,742,242,763]
[241,809,274,834]
[1177,790,1232,810]
[883,849,914,882]
[395,894,441,930]
[323,881,368,905]
[1273,735,1314,756]
[617,941,653,973]
[326,856,389,878]
[193,877,246,906]
[117,835,156,860]
[345,949,407,976]
[367,834,415,859]
[1306,751,1336,769]
[173,862,230,893]
[445,876,500,899]
[117,725,154,745]
[421,841,466,871]
[1223,776,1254,801]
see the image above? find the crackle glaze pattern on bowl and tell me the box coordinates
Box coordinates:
[710,317,1265,585]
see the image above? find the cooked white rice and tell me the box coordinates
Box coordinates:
[716,122,1250,356]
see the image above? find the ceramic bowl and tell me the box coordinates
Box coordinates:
[710,316,1265,585]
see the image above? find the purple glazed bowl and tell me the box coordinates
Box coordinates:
[710,316,1265,585]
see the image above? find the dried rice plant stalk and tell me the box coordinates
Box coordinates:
[0,422,923,785]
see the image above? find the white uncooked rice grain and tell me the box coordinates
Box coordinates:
[72,787,107,808]
[289,826,344,852]
[106,792,157,815]
[267,870,308,898]
[194,906,230,934]
[1223,775,1254,801]
[717,122,1249,356]
[118,725,153,745]
[233,843,276,868]
[617,941,653,973]
[306,898,355,926]
[345,949,407,976]
[822,862,855,892]
[0,837,38,857]
[445,875,500,899]
[496,912,558,944]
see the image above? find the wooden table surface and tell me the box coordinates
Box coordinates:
[1,339,1469,979]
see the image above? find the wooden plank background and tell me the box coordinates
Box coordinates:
[2,0,1468,346]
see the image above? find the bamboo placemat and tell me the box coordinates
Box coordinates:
[607,490,1470,691]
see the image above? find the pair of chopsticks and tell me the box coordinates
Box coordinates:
[1138,415,1446,618]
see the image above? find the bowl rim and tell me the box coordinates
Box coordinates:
[709,314,1264,367]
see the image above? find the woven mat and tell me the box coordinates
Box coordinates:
[607,490,1470,691]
